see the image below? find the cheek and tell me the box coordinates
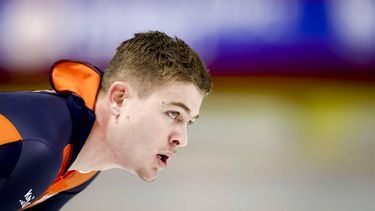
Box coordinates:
[121,112,165,143]
[136,115,174,147]
[136,116,167,143]
[106,120,125,150]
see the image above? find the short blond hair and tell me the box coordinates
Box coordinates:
[100,31,212,96]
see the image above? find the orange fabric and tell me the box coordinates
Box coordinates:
[24,144,97,209]
[51,61,101,110]
[0,114,22,145]
[45,170,97,194]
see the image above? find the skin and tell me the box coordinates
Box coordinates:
[68,80,204,182]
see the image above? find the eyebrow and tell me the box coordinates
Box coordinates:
[168,101,199,119]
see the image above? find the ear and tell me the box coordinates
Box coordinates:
[107,81,132,117]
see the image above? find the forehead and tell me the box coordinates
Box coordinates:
[145,82,204,113]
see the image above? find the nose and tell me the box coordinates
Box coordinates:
[169,126,188,148]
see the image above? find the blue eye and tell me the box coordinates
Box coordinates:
[168,111,179,119]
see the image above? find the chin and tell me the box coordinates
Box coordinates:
[136,168,158,183]
[142,176,157,183]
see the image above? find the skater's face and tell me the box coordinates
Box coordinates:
[106,81,203,182]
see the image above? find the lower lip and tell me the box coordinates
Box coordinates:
[156,155,167,168]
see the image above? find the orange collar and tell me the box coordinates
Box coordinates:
[49,59,102,110]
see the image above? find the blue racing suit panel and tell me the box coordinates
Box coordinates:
[0,91,73,153]
[0,139,60,210]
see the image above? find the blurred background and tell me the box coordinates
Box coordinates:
[1,0,375,210]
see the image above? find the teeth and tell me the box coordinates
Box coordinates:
[157,154,162,159]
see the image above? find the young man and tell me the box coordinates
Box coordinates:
[0,31,212,210]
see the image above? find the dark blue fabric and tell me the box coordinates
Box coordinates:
[0,91,73,158]
[0,140,60,211]
[0,141,22,178]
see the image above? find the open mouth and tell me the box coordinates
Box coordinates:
[157,154,169,164]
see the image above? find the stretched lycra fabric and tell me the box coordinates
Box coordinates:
[0,60,102,210]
